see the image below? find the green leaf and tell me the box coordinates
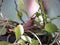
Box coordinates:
[45,23,58,33]
[36,12,41,17]
[21,35,32,43]
[14,25,24,40]
[26,36,32,43]
[0,41,8,45]
[0,25,7,35]
[29,40,39,45]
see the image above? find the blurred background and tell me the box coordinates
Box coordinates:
[0,0,60,29]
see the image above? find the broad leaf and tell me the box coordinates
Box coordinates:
[14,25,24,40]
[45,23,58,33]
[21,35,32,43]
[29,40,39,45]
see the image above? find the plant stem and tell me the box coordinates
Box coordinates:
[27,30,42,45]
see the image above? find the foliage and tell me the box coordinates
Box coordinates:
[45,23,58,33]
[29,40,39,45]
[14,25,24,40]
[0,0,60,45]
